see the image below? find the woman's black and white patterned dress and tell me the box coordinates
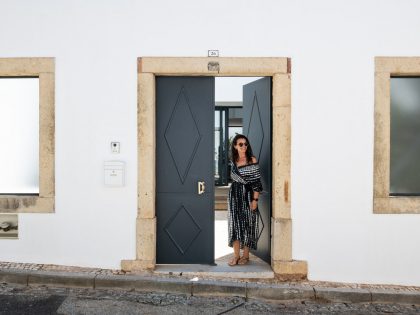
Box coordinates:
[228,160,263,250]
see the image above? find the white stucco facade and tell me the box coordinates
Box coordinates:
[1,0,420,286]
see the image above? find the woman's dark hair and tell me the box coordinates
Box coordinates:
[231,134,254,164]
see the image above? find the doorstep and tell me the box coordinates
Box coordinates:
[154,253,274,279]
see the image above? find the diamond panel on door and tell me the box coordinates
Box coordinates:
[246,92,265,161]
[164,88,202,183]
[164,205,202,254]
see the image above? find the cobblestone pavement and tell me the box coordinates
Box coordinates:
[1,283,420,315]
[2,260,420,293]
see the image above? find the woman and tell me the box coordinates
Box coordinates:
[228,134,263,266]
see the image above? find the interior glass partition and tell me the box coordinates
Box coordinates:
[215,107,229,186]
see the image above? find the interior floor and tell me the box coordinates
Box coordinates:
[215,185,229,211]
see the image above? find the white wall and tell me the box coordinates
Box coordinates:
[1,0,420,286]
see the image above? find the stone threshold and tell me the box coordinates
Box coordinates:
[153,253,274,280]
[154,263,274,280]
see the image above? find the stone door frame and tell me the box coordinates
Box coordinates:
[122,57,307,279]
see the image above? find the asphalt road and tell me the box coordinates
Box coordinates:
[1,283,420,314]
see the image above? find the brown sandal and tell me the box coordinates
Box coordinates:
[238,256,249,265]
[228,256,240,266]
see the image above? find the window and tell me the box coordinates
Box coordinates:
[390,77,420,196]
[0,58,55,213]
[0,78,39,194]
[374,57,420,213]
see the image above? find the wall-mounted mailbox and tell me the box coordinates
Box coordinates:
[104,161,125,186]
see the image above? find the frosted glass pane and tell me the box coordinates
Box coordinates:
[390,77,420,195]
[0,78,39,194]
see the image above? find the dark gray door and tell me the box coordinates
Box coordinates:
[243,77,271,263]
[156,77,214,264]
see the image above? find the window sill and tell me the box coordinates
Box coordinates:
[373,196,420,214]
[0,196,54,213]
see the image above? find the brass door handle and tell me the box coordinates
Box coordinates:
[198,181,205,195]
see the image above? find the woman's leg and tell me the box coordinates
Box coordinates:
[233,240,240,257]
[238,246,250,265]
[228,240,241,266]
[242,246,249,259]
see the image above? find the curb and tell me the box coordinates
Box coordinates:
[192,280,246,298]
[314,287,371,303]
[95,274,192,295]
[371,289,420,305]
[28,270,95,288]
[247,283,314,301]
[1,269,420,305]
[0,269,28,285]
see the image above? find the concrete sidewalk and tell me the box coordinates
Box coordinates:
[1,261,420,306]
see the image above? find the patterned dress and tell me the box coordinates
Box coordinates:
[228,160,263,250]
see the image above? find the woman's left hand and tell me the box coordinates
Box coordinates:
[250,200,258,211]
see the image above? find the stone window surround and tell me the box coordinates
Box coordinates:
[123,57,308,279]
[0,58,55,213]
[374,57,420,214]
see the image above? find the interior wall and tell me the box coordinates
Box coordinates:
[215,77,262,102]
[1,0,420,285]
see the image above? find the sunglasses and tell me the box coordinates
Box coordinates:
[237,142,248,147]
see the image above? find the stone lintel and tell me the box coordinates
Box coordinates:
[138,57,288,75]
[375,57,420,75]
[0,57,55,76]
